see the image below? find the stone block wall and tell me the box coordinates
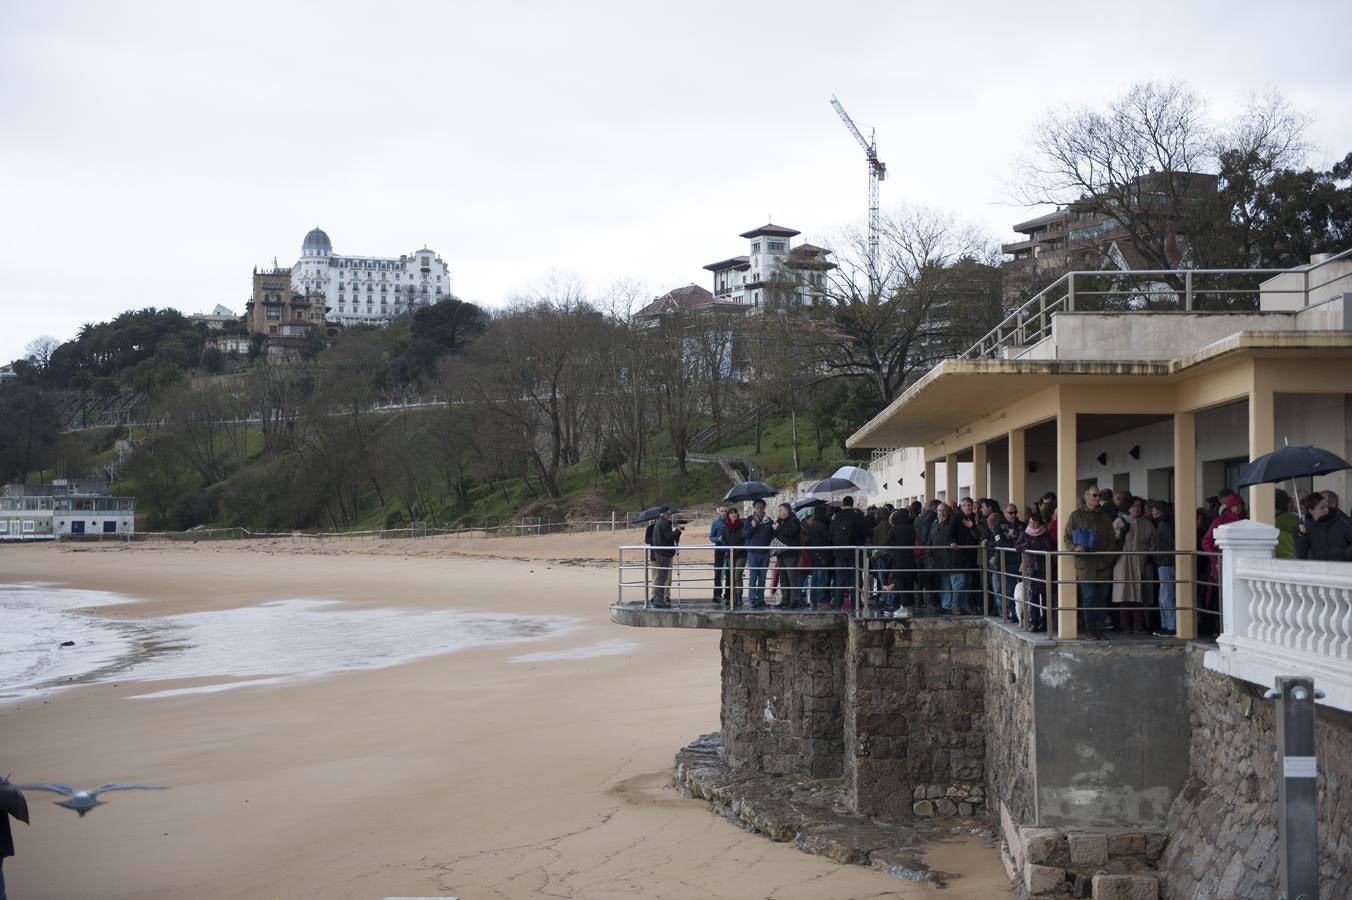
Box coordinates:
[719,629,846,777]
[985,623,1037,826]
[1159,644,1352,899]
[843,618,987,818]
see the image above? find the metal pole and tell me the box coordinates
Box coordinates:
[981,551,990,616]
[1266,676,1320,900]
[644,548,651,609]
[1184,269,1193,311]
[1066,273,1076,312]
[860,547,870,617]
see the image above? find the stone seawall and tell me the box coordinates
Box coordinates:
[844,618,987,818]
[720,629,846,777]
[1160,643,1352,899]
[985,624,1037,827]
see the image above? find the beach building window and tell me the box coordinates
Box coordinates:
[0,520,8,534]
[768,240,786,251]
[751,242,761,254]
[22,520,34,533]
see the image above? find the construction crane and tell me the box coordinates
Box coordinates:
[829,96,887,294]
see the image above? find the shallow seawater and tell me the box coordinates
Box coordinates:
[0,584,579,703]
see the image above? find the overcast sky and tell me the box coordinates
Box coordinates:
[3,0,1350,364]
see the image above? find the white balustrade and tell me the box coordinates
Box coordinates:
[1205,519,1352,712]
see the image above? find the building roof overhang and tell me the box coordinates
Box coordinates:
[739,224,801,239]
[846,331,1352,449]
[704,256,751,272]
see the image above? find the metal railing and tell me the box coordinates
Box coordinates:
[615,543,1221,639]
[964,248,1352,360]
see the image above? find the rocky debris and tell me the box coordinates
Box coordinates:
[674,733,991,885]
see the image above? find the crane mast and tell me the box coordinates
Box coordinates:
[829,96,887,295]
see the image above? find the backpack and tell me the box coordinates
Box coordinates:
[830,510,856,544]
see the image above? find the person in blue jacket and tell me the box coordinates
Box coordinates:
[710,504,728,602]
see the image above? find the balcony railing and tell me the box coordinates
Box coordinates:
[1207,520,1352,712]
[616,542,1219,639]
[963,247,1352,360]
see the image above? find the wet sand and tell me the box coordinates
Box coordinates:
[0,534,1010,899]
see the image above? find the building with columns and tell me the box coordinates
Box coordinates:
[291,227,451,327]
[855,250,1352,640]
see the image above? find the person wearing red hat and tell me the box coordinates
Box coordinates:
[1200,491,1247,632]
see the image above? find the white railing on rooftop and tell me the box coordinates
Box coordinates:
[964,247,1352,361]
[1206,520,1352,712]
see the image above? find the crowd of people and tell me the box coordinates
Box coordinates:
[645,483,1352,632]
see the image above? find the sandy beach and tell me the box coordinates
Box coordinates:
[0,532,1009,899]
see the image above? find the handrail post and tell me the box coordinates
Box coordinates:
[981,550,990,616]
[644,547,651,609]
[1184,269,1193,311]
[860,546,870,617]
[1066,273,1076,312]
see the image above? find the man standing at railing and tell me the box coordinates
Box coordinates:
[1064,487,1120,640]
[744,500,774,609]
[829,496,867,611]
[650,508,682,608]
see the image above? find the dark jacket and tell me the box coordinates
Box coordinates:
[830,508,867,547]
[992,518,1022,571]
[806,516,832,565]
[743,512,774,549]
[719,516,748,551]
[884,512,917,569]
[1295,512,1352,561]
[770,514,801,558]
[1017,529,1055,579]
[1150,516,1176,567]
[652,516,680,556]
[927,514,979,569]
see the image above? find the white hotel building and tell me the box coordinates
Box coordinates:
[291,228,452,328]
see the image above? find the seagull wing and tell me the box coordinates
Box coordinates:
[15,783,78,796]
[89,783,170,796]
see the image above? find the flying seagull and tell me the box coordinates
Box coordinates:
[15,782,169,817]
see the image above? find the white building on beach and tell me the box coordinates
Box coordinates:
[291,227,452,328]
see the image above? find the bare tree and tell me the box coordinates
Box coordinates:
[25,335,60,372]
[1020,81,1312,270]
[789,205,1001,401]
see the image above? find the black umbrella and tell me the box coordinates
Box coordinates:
[632,505,674,524]
[1236,446,1352,488]
[0,777,29,825]
[792,496,828,511]
[722,481,778,503]
[806,476,859,496]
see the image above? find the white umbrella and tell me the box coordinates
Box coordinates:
[832,464,879,496]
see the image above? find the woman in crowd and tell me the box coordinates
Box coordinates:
[1016,512,1054,632]
[719,507,748,607]
[1111,496,1154,633]
[1296,491,1352,561]
[1273,489,1301,560]
[882,506,917,615]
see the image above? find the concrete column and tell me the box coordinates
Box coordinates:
[1248,367,1276,525]
[1008,428,1027,512]
[1055,401,1079,639]
[945,454,959,505]
[1173,411,1197,640]
[924,457,937,503]
[972,443,988,501]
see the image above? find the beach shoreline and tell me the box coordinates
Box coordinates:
[0,536,1010,899]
